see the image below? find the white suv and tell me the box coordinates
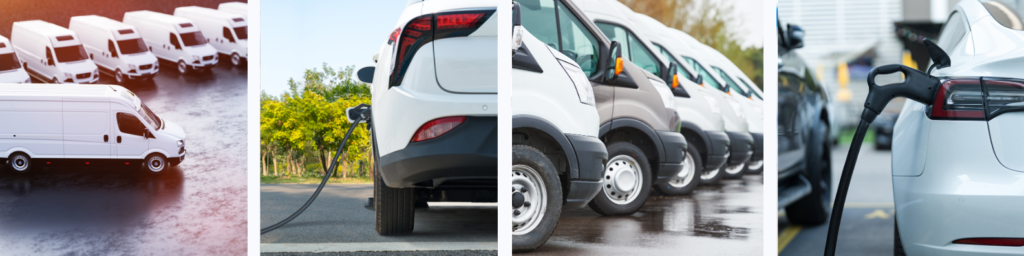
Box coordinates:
[357,0,497,236]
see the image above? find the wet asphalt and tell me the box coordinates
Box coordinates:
[520,175,764,255]
[260,184,497,254]
[0,60,248,255]
[779,144,895,255]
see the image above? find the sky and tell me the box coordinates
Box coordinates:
[260,0,407,96]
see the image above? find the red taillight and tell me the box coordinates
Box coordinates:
[932,79,985,120]
[953,238,1024,246]
[437,13,485,30]
[411,116,465,142]
[388,28,401,45]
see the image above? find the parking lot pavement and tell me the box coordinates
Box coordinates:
[260,184,497,254]
[0,60,248,255]
[778,145,895,255]
[518,175,764,255]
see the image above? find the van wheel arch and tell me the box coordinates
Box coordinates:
[601,126,659,174]
[143,153,169,173]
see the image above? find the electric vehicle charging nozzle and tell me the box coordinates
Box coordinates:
[862,64,940,123]
[347,104,372,124]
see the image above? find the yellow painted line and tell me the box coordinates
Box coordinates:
[830,202,895,208]
[778,225,802,254]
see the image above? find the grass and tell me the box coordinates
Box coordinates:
[837,127,876,145]
[260,175,373,184]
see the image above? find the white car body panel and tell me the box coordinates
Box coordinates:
[123,11,219,68]
[174,7,248,59]
[69,15,160,79]
[513,30,599,137]
[11,20,99,84]
[0,36,31,83]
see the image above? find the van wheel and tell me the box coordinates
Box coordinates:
[588,142,651,216]
[8,153,32,174]
[231,53,242,66]
[144,154,167,173]
[722,163,746,180]
[746,160,764,174]
[700,163,725,185]
[50,76,59,84]
[512,145,562,252]
[115,69,125,84]
[657,143,700,195]
[177,60,188,74]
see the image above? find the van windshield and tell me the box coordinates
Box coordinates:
[55,45,88,63]
[233,26,248,40]
[0,53,21,71]
[117,38,148,55]
[180,32,207,47]
[712,66,748,96]
[138,102,162,128]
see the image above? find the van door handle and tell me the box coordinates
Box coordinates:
[117,136,122,143]
[104,135,108,142]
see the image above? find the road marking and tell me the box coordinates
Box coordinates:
[778,225,802,254]
[865,209,890,219]
[261,242,497,253]
[831,202,895,208]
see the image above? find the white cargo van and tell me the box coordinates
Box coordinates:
[0,36,31,83]
[70,15,160,84]
[123,10,219,74]
[217,2,247,18]
[0,84,187,174]
[174,6,247,66]
[11,20,99,84]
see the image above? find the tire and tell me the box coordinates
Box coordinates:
[785,122,831,225]
[374,134,416,235]
[115,69,125,84]
[894,218,906,256]
[177,60,188,74]
[8,153,32,174]
[655,142,700,195]
[231,53,242,66]
[51,76,59,84]
[588,142,651,216]
[722,162,746,180]
[144,154,167,173]
[746,159,764,174]
[700,163,725,186]
[511,145,562,252]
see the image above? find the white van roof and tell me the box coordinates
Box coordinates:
[217,2,247,16]
[12,20,84,48]
[0,84,138,106]
[70,15,143,41]
[176,6,247,27]
[125,10,201,33]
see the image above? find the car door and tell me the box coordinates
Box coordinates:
[62,100,112,159]
[114,111,149,159]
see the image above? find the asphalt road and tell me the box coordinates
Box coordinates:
[260,184,497,255]
[778,144,895,255]
[0,58,248,255]
[519,174,764,255]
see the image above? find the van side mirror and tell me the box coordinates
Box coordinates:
[665,62,679,88]
[227,37,235,43]
[511,2,523,55]
[47,58,54,66]
[786,24,804,49]
[357,66,374,84]
[144,130,155,139]
[90,53,94,60]
[606,41,623,80]
[694,74,703,85]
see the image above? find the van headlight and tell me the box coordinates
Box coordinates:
[649,78,676,109]
[177,140,184,148]
[193,55,200,62]
[557,60,595,106]
[128,64,137,70]
[65,73,73,79]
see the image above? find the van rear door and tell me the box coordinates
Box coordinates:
[62,100,112,159]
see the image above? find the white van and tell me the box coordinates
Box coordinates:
[0,84,187,174]
[217,2,247,18]
[174,7,247,66]
[0,36,31,83]
[123,10,219,74]
[11,20,99,84]
[70,15,160,84]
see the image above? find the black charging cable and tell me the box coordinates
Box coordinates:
[261,104,372,235]
[823,64,939,256]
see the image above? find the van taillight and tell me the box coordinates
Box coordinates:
[952,238,1024,246]
[931,78,1024,120]
[389,10,494,88]
[411,116,465,142]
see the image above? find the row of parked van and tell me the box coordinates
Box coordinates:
[0,2,247,85]
[510,0,763,251]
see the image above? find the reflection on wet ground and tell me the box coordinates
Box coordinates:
[0,59,247,255]
[520,175,763,255]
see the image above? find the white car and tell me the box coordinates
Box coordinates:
[123,10,220,74]
[891,0,1024,255]
[69,15,160,84]
[11,20,100,84]
[0,84,187,174]
[174,6,248,66]
[0,36,30,83]
[357,0,496,236]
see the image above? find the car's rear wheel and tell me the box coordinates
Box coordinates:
[511,145,562,252]
[588,142,651,216]
[785,122,831,225]
[373,133,415,235]
[656,143,700,195]
[8,153,32,174]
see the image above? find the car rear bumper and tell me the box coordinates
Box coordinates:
[564,134,607,209]
[378,116,496,188]
[725,131,753,165]
[654,131,688,185]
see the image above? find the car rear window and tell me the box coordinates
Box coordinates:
[982,0,1024,30]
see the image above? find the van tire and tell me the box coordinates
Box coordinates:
[700,165,726,185]
[511,145,562,252]
[177,60,188,74]
[144,154,167,173]
[231,53,242,66]
[50,76,59,84]
[722,163,746,180]
[8,153,32,174]
[656,142,701,195]
[588,142,651,216]
[115,69,125,84]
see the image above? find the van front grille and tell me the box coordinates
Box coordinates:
[140,64,153,70]
[76,73,91,79]
[202,55,214,61]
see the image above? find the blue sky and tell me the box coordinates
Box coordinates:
[260,0,407,96]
